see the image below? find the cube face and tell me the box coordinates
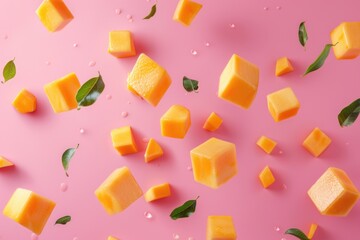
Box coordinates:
[218,54,259,109]
[12,89,37,113]
[111,126,138,155]
[275,57,294,76]
[267,87,300,122]
[331,22,360,59]
[127,53,172,106]
[207,216,237,240]
[173,0,202,26]
[203,112,223,131]
[3,188,56,235]
[0,156,14,168]
[108,31,136,58]
[259,166,275,188]
[307,223,318,239]
[36,0,74,32]
[191,138,237,189]
[160,105,191,138]
[303,128,332,157]
[144,183,171,202]
[256,136,277,154]
[95,167,143,215]
[144,138,163,162]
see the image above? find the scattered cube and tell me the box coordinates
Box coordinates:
[111,126,138,155]
[0,156,14,168]
[267,87,300,122]
[256,136,277,154]
[259,166,275,188]
[207,216,237,240]
[203,112,223,131]
[144,138,163,162]
[303,128,332,157]
[191,138,237,189]
[108,31,136,58]
[144,183,171,202]
[275,57,294,76]
[160,105,191,138]
[307,223,318,239]
[108,236,119,240]
[12,89,37,113]
[173,0,203,26]
[331,22,360,59]
[3,188,56,235]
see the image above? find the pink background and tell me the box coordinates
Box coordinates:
[1,0,360,239]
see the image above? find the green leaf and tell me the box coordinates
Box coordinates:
[338,98,360,127]
[285,228,310,240]
[298,22,308,48]
[183,76,199,93]
[144,4,157,20]
[3,58,16,82]
[62,144,79,177]
[170,196,199,220]
[304,43,335,76]
[76,73,105,108]
[55,215,71,225]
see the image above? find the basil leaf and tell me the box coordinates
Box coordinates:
[298,22,308,48]
[170,196,199,220]
[285,228,310,240]
[76,73,105,109]
[55,215,71,225]
[183,76,199,92]
[62,144,79,177]
[3,58,16,82]
[338,98,360,127]
[304,43,335,76]
[144,4,157,20]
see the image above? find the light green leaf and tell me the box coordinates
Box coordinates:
[3,58,16,82]
[62,144,79,177]
[55,215,71,225]
[76,73,105,108]
[338,98,360,127]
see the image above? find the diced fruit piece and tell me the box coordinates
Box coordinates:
[203,112,223,131]
[218,54,259,109]
[36,0,74,32]
[191,138,237,189]
[3,188,56,235]
[307,223,318,239]
[12,89,37,113]
[308,167,360,216]
[95,167,143,215]
[331,22,360,59]
[267,87,300,122]
[173,0,202,26]
[111,126,138,155]
[0,156,14,168]
[275,57,294,76]
[108,31,136,58]
[144,138,163,162]
[127,53,172,106]
[44,72,80,113]
[303,128,332,157]
[256,136,277,154]
[207,216,237,240]
[259,166,275,188]
[160,105,191,139]
[108,236,119,240]
[144,183,171,202]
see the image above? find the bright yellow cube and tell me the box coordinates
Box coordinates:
[111,126,138,155]
[259,166,275,188]
[160,105,191,138]
[3,188,56,235]
[12,89,37,113]
[95,167,143,215]
[207,216,237,240]
[36,0,74,32]
[218,54,259,109]
[308,167,360,216]
[127,53,172,106]
[191,138,237,189]
[173,0,202,26]
[144,183,171,202]
[144,138,163,163]
[256,136,277,154]
[0,156,14,168]
[108,236,119,240]
[44,72,80,113]
[108,31,136,58]
[267,87,300,122]
[303,128,332,157]
[307,223,318,239]
[331,22,360,59]
[203,112,223,131]
[275,57,294,76]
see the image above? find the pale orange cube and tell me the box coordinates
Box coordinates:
[207,216,237,240]
[3,188,56,235]
[95,167,143,215]
[331,22,360,59]
[275,57,294,76]
[203,112,223,131]
[218,54,259,109]
[12,89,37,113]
[144,138,163,162]
[303,128,331,157]
[256,136,277,154]
[111,126,138,155]
[108,236,119,240]
[267,87,300,122]
[160,105,191,139]
[144,183,171,202]
[191,138,237,189]
[108,31,136,58]
[173,0,202,26]
[0,156,14,168]
[307,223,318,239]
[259,166,275,188]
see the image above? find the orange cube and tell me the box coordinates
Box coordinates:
[173,0,202,26]
[331,22,360,59]
[108,236,119,240]
[303,128,331,157]
[144,183,171,202]
[256,136,277,154]
[203,112,223,131]
[12,89,37,113]
[111,126,138,155]
[307,223,318,239]
[207,216,237,240]
[144,138,163,162]
[0,156,14,168]
[108,31,136,58]
[275,57,294,76]
[267,87,300,122]
[259,166,275,188]
[160,105,191,138]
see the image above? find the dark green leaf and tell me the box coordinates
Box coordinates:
[298,22,308,48]
[170,196,199,220]
[144,4,157,20]
[76,73,105,108]
[62,144,79,177]
[285,228,310,240]
[55,215,71,225]
[183,76,199,93]
[338,98,360,127]
[3,58,16,82]
[304,43,335,76]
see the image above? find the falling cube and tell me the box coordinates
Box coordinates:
[303,128,332,157]
[203,112,223,132]
[111,126,138,155]
[12,89,37,113]
[331,22,360,59]
[173,0,203,26]
[144,138,163,162]
[256,136,277,154]
[160,105,191,138]
[267,87,300,122]
[108,31,136,58]
[207,216,237,240]
[144,183,171,202]
[275,57,294,76]
[259,166,275,188]
[0,156,14,168]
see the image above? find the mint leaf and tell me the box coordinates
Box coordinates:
[170,196,199,220]
[55,215,71,225]
[76,73,105,109]
[304,43,335,76]
[183,76,199,93]
[144,4,157,20]
[285,228,310,240]
[298,22,308,48]
[62,144,79,177]
[3,58,16,82]
[338,98,360,127]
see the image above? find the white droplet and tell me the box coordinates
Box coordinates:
[88,61,96,67]
[187,166,193,171]
[263,6,269,11]
[144,211,153,219]
[126,14,132,19]
[106,94,112,100]
[205,42,210,47]
[79,128,85,134]
[115,8,122,15]
[274,226,280,232]
[190,49,198,56]
[4,35,8,40]
[128,18,134,23]
[73,238,79,240]
[121,111,128,118]
[173,234,180,240]
[73,43,78,48]
[60,183,68,192]
[31,233,38,240]
[45,61,51,66]
[278,150,283,154]
[281,238,287,240]
[276,6,282,10]
[230,23,236,28]
[188,237,195,240]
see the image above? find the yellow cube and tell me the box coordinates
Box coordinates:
[256,136,277,154]
[308,167,360,216]
[95,167,143,215]
[127,53,172,106]
[12,89,37,113]
[3,188,56,235]
[275,57,294,76]
[173,0,202,26]
[111,126,138,155]
[0,156,14,168]
[44,72,80,113]
[191,138,237,189]
[36,0,74,32]
[267,87,300,122]
[207,216,237,240]
[203,112,223,131]
[307,223,318,239]
[331,22,360,59]
[144,138,163,163]
[108,31,136,58]
[144,183,171,202]
[160,105,191,138]
[259,166,275,188]
[303,128,332,157]
[108,236,119,240]
[218,54,259,109]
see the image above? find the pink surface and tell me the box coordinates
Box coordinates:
[1,0,360,239]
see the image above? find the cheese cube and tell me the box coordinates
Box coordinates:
[256,136,277,154]
[44,73,80,113]
[308,167,360,216]
[108,236,119,240]
[218,54,259,109]
[160,105,191,139]
[259,166,275,188]
[95,167,143,215]
[144,183,171,202]
[267,87,300,122]
[173,0,202,26]
[108,31,136,58]
[331,22,360,59]
[191,138,237,189]
[3,188,56,235]
[303,128,332,157]
[36,0,74,32]
[275,57,294,76]
[12,89,37,113]
[307,223,318,239]
[111,126,138,155]
[144,138,163,162]
[0,156,14,168]
[207,216,237,240]
[203,112,223,131]
[127,53,172,106]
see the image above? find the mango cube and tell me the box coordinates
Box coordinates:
[108,31,136,58]
[191,138,237,189]
[144,183,171,202]
[3,188,56,235]
[256,136,277,154]
[303,128,332,157]
[307,223,318,239]
[275,57,294,76]
[95,167,143,215]
[203,112,223,131]
[0,156,14,168]
[218,54,259,109]
[36,0,74,32]
[173,0,202,26]
[108,236,119,240]
[127,53,172,106]
[207,216,237,240]
[308,167,360,216]
[160,105,191,138]
[12,89,37,113]
[111,126,138,155]
[144,138,163,162]
[259,166,275,188]
[267,87,300,122]
[331,22,360,59]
